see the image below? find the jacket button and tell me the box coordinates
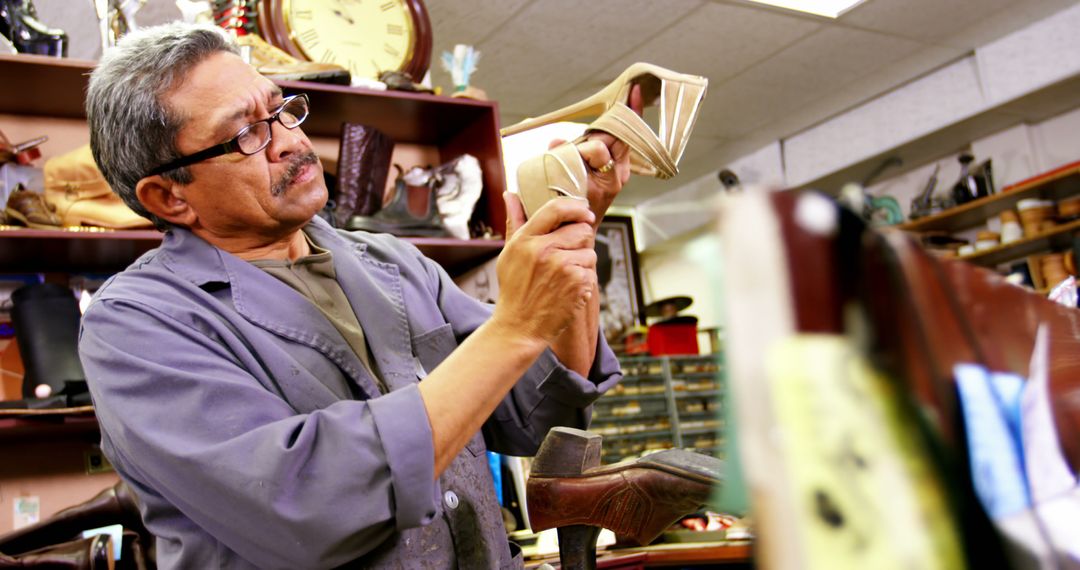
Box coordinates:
[444,490,459,510]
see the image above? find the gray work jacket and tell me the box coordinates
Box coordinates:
[78,216,622,569]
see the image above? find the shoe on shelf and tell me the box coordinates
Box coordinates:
[527,427,721,570]
[0,0,67,57]
[234,33,350,86]
[346,165,450,237]
[501,63,708,219]
[4,185,61,230]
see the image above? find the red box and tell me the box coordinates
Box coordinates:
[647,321,699,356]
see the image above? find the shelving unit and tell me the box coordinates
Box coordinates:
[897,160,1080,280]
[0,52,511,449]
[591,355,723,464]
[898,159,1080,234]
[0,53,509,276]
[957,217,1080,268]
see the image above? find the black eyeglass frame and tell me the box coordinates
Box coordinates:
[147,93,310,177]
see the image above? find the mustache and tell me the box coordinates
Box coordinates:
[271,151,319,196]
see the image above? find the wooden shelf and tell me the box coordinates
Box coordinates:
[0,226,163,273]
[0,227,502,275]
[898,159,1080,233]
[0,54,96,119]
[407,237,503,274]
[0,54,508,274]
[956,217,1080,267]
[0,409,98,443]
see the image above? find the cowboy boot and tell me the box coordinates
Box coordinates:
[527,427,721,570]
[333,123,393,226]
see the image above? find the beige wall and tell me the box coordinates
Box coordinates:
[0,438,119,534]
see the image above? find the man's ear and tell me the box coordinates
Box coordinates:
[135,176,196,227]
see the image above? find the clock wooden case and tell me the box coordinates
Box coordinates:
[257,0,433,82]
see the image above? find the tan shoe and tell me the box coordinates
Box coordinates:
[43,144,152,229]
[235,34,350,85]
[4,186,61,230]
[504,63,708,219]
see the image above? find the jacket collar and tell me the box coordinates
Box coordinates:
[303,218,417,391]
[156,218,407,399]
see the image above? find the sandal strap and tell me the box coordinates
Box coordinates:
[586,103,679,179]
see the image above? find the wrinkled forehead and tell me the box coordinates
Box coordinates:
[164,51,281,138]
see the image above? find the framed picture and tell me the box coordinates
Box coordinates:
[595,215,646,345]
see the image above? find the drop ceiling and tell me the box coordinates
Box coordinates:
[428,0,1080,205]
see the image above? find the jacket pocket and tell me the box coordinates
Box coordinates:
[411,323,457,378]
[413,324,487,456]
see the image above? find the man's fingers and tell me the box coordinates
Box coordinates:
[503,191,527,239]
[517,197,594,236]
[547,219,596,251]
[554,246,598,270]
[577,138,614,171]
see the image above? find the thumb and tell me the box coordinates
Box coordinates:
[503,191,527,238]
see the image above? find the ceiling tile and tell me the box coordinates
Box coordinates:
[692,73,794,137]
[427,0,532,44]
[777,26,924,78]
[755,44,964,145]
[427,0,533,88]
[688,25,927,137]
[474,0,703,114]
[841,0,1014,46]
[616,136,729,204]
[953,0,1080,49]
[601,2,821,87]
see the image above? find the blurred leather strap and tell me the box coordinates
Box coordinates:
[859,227,1080,473]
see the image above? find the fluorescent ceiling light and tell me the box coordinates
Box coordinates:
[743,0,866,18]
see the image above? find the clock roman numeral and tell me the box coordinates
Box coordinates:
[387,24,404,35]
[380,1,395,12]
[384,43,400,57]
[320,50,337,63]
[299,29,319,48]
[293,9,312,19]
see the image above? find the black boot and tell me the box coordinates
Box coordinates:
[346,165,450,237]
[0,0,67,57]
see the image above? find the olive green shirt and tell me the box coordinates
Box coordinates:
[252,234,386,394]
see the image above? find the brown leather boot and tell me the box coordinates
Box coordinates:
[0,534,112,569]
[0,482,149,560]
[4,186,60,229]
[527,427,721,570]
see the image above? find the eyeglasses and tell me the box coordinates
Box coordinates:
[147,93,310,177]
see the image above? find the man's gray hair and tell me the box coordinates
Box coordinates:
[86,23,238,230]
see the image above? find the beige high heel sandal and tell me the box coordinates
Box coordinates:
[502,63,708,218]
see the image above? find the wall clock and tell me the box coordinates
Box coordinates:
[258,0,432,83]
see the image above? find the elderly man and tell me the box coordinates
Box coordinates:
[79,23,630,569]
